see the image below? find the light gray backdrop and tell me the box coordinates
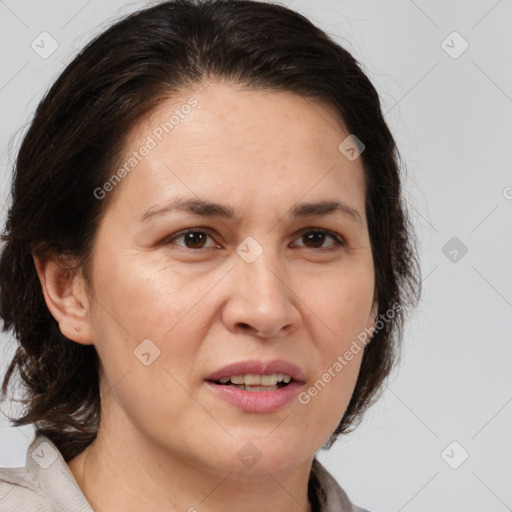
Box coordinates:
[1,1,511,511]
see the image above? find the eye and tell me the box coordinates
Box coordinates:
[166,228,219,250]
[291,228,345,250]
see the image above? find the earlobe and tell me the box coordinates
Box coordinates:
[32,251,94,345]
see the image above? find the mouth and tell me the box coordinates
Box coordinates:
[210,372,294,392]
[204,359,306,413]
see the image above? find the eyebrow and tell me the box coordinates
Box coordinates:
[139,198,364,227]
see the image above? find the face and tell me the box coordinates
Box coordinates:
[81,82,376,475]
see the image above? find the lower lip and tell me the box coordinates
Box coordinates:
[205,381,303,413]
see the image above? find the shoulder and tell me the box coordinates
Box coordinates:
[0,434,93,512]
[0,464,52,511]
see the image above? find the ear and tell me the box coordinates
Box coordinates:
[32,250,94,345]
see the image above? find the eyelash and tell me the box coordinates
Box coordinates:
[164,227,345,251]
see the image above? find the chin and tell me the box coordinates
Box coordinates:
[208,436,313,477]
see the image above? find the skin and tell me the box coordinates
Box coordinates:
[35,81,377,512]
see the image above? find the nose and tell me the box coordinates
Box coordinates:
[221,245,302,340]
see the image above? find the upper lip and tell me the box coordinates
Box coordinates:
[205,359,306,383]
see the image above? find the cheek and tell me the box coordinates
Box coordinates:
[92,253,195,337]
[88,259,208,437]
[306,261,374,345]
[87,255,207,399]
[298,263,373,411]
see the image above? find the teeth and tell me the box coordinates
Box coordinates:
[243,385,279,391]
[217,373,293,385]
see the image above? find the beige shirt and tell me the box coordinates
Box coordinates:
[0,434,371,512]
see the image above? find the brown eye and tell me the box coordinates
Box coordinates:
[167,229,218,249]
[182,231,209,249]
[293,229,344,250]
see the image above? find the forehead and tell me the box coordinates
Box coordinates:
[106,82,367,222]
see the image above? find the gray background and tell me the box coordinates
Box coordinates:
[1,1,511,511]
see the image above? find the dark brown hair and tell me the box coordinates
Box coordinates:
[0,0,421,461]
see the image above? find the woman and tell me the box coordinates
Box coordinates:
[0,1,421,511]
